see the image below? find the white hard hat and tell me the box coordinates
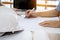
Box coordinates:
[0,6,21,36]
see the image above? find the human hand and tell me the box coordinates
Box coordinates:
[25,8,37,18]
[39,20,60,28]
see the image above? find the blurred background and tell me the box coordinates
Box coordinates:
[1,0,59,11]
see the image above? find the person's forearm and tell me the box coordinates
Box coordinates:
[35,9,59,17]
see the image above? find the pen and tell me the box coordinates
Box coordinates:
[25,8,35,18]
[29,8,35,15]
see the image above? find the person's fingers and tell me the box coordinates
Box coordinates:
[39,21,51,27]
[25,10,33,18]
[25,10,31,15]
[25,9,35,18]
[26,10,31,13]
[40,21,49,25]
[39,20,60,28]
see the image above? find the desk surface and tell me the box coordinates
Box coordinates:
[18,15,59,33]
[0,15,59,40]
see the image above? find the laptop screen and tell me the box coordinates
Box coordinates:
[13,0,36,10]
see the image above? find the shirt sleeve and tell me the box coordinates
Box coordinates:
[56,1,60,12]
